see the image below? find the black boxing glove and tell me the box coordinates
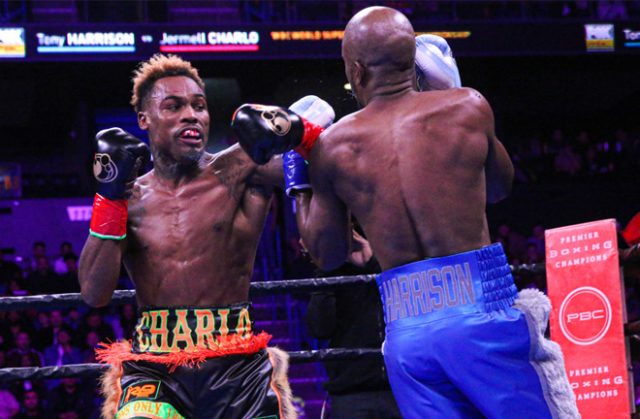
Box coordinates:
[90,128,150,240]
[93,127,150,199]
[231,101,332,164]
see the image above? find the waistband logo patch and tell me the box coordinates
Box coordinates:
[121,380,161,405]
[134,307,253,353]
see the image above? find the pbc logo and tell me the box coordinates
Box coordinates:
[121,381,160,404]
[93,153,118,183]
[559,286,612,346]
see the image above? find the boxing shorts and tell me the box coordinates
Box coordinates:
[96,303,295,419]
[377,243,579,419]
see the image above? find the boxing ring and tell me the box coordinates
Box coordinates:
[0,225,636,419]
[0,262,546,382]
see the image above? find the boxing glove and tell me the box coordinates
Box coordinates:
[283,96,336,197]
[231,97,335,164]
[90,128,150,240]
[415,34,462,91]
[93,127,150,199]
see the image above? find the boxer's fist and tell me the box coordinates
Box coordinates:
[282,96,335,197]
[289,95,335,130]
[232,104,303,165]
[232,97,334,164]
[415,34,461,91]
[93,127,150,200]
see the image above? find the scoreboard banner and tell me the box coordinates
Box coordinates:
[546,219,632,418]
[0,21,639,62]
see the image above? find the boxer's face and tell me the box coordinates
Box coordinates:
[138,75,210,165]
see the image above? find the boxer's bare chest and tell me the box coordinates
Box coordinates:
[123,166,265,305]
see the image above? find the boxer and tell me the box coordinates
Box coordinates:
[232,7,580,419]
[79,54,301,419]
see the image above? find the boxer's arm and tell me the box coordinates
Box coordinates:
[294,140,350,271]
[470,90,514,203]
[79,128,147,307]
[250,153,284,187]
[79,236,126,307]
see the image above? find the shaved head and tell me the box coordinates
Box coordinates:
[343,6,415,71]
[342,7,416,105]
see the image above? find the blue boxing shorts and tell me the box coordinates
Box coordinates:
[377,243,579,419]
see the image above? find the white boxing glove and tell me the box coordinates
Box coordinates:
[283,95,335,197]
[415,34,462,91]
[289,95,335,129]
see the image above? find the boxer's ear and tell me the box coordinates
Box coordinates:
[353,60,366,87]
[137,112,148,130]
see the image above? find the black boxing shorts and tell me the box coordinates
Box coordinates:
[96,303,295,419]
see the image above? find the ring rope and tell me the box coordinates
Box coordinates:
[0,264,543,311]
[0,264,544,382]
[0,348,382,382]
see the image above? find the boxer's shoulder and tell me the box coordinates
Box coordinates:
[312,114,358,158]
[418,88,492,127]
[448,87,491,117]
[208,145,254,178]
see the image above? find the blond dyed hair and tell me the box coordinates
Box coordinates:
[130,53,205,112]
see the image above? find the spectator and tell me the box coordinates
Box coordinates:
[7,278,28,297]
[31,312,49,352]
[0,252,23,293]
[306,230,401,419]
[48,378,92,419]
[5,311,35,344]
[524,243,543,264]
[65,309,83,332]
[15,390,45,419]
[81,331,100,364]
[0,384,20,419]
[584,144,608,176]
[26,242,47,275]
[494,223,527,261]
[53,242,73,275]
[58,253,80,293]
[6,331,43,368]
[25,256,59,296]
[33,310,65,351]
[77,310,115,343]
[526,224,546,257]
[43,327,82,366]
[554,145,582,176]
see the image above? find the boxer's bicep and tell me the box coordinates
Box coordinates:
[486,133,514,203]
[295,151,349,271]
[252,153,284,187]
[307,182,350,271]
[469,89,514,203]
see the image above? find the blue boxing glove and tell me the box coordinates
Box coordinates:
[415,34,462,91]
[283,96,335,197]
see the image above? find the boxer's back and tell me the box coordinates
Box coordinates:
[322,88,494,270]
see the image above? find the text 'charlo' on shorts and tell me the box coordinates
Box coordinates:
[377,243,580,419]
[96,303,295,419]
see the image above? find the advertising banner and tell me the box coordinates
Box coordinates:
[546,219,631,418]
